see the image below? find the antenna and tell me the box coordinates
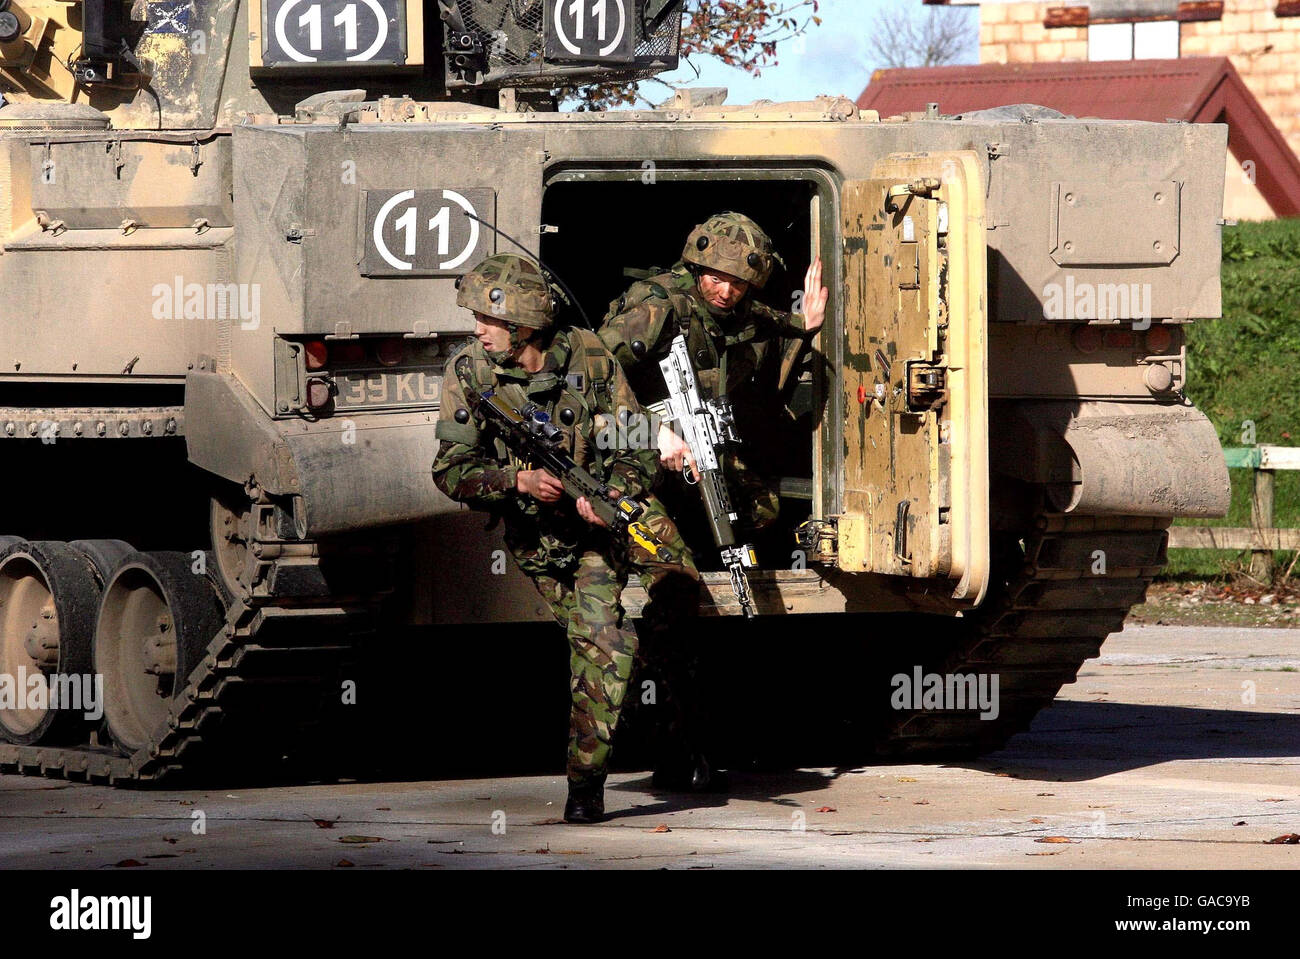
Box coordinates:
[460,211,594,331]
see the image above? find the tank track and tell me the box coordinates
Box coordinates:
[0,552,380,786]
[0,513,1166,783]
[876,511,1168,757]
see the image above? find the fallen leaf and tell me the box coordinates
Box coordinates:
[335,859,354,868]
[897,777,918,783]
[650,824,672,833]
[1034,837,1076,844]
[533,848,551,854]
[816,806,837,813]
[1028,818,1045,824]
[338,835,384,844]
[376,807,391,811]
[114,859,146,867]
[1234,821,1247,826]
[1264,834,1300,844]
[312,819,336,829]
[1260,798,1285,803]
[1036,793,1055,797]
[1026,851,1061,856]
[913,800,930,805]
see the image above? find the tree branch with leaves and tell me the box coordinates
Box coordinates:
[559,0,824,110]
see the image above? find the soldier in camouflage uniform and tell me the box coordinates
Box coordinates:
[431,254,701,824]
[598,213,828,541]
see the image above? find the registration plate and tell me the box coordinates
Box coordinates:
[334,368,442,411]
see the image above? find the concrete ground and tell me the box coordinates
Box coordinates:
[1,624,1297,870]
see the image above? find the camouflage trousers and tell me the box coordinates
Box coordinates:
[517,495,700,788]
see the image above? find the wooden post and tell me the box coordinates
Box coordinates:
[1250,468,1275,581]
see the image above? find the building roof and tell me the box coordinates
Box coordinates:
[858,58,1300,216]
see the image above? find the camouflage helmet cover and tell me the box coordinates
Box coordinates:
[456,253,555,329]
[681,212,779,289]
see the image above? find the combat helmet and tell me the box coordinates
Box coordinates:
[456,253,555,329]
[682,212,780,289]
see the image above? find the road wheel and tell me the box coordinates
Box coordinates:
[94,551,224,755]
[0,541,101,745]
[68,539,136,588]
[210,487,253,603]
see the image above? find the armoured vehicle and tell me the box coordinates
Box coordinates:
[0,0,1229,783]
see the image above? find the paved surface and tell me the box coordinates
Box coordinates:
[1,624,1297,869]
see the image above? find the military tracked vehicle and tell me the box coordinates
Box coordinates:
[0,0,1228,783]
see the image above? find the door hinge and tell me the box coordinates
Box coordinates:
[906,360,947,412]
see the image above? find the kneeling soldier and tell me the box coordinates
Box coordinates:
[431,254,702,823]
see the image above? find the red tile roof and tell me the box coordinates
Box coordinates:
[858,58,1300,216]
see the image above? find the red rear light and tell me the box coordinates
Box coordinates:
[332,342,366,365]
[1103,329,1135,349]
[1071,326,1102,354]
[1145,326,1173,354]
[375,338,405,367]
[304,339,328,370]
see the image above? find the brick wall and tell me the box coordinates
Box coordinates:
[1182,0,1300,157]
[978,1,1300,162]
[980,2,1088,63]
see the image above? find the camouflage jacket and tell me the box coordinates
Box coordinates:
[597,262,809,404]
[431,328,659,567]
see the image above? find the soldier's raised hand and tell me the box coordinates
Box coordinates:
[802,257,828,334]
[517,468,564,503]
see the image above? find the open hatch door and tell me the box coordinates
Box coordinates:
[834,152,989,607]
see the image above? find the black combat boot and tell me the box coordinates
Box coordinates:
[651,751,730,793]
[563,779,606,824]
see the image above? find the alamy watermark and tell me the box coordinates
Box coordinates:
[152,276,260,330]
[0,668,103,721]
[1042,277,1153,330]
[50,890,151,939]
[890,667,1000,721]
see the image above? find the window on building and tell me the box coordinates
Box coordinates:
[1088,19,1180,60]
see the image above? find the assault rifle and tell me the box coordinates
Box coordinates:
[658,335,759,618]
[468,385,676,563]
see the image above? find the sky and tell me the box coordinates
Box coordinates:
[647,0,979,106]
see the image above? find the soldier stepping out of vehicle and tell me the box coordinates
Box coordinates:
[598,212,829,547]
[431,254,711,824]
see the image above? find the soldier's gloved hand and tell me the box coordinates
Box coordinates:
[575,496,609,528]
[517,468,564,503]
[657,423,696,474]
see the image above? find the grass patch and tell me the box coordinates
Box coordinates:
[1166,218,1300,581]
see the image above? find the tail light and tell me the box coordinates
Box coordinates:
[304,339,328,370]
[332,342,366,365]
[374,338,405,367]
[1102,329,1135,349]
[1145,326,1173,354]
